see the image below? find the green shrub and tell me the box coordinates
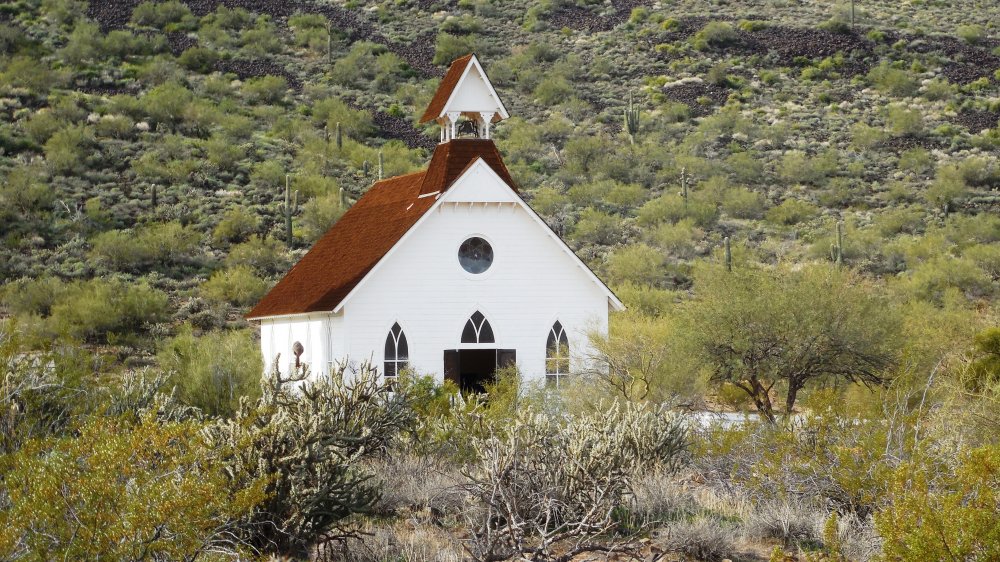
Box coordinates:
[779,149,838,186]
[533,75,573,105]
[0,56,64,92]
[957,157,999,187]
[242,75,288,104]
[637,194,718,228]
[956,24,986,45]
[737,19,768,32]
[177,46,218,73]
[299,192,345,243]
[721,188,766,219]
[850,123,886,149]
[765,198,819,226]
[691,21,737,51]
[202,132,246,171]
[47,279,169,343]
[433,32,476,65]
[213,207,260,247]
[239,21,282,56]
[906,256,993,302]
[44,124,92,174]
[606,244,666,287]
[250,161,286,191]
[923,164,968,209]
[651,219,701,259]
[329,41,384,86]
[201,265,269,307]
[0,164,53,215]
[311,97,373,139]
[1,277,67,317]
[288,12,329,51]
[140,82,194,130]
[130,0,196,30]
[876,207,926,236]
[101,29,165,59]
[886,104,924,137]
[158,324,262,417]
[0,416,263,560]
[225,236,289,276]
[867,62,918,97]
[964,244,1000,280]
[23,109,67,145]
[878,444,1000,560]
[91,222,201,273]
[898,147,934,175]
[570,208,622,246]
[922,78,956,101]
[726,151,764,184]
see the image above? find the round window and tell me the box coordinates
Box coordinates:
[458,237,493,274]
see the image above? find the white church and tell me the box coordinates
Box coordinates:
[248,54,623,391]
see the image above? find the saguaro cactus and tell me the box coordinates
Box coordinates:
[831,221,844,265]
[724,236,732,272]
[281,174,299,247]
[335,122,342,150]
[623,94,640,144]
[378,150,384,180]
[680,167,690,205]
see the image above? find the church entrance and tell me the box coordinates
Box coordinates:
[443,349,516,393]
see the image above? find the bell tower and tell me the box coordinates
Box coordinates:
[419,54,509,143]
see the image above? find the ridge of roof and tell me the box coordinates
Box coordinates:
[419,53,474,124]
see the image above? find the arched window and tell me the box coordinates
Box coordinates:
[546,321,570,386]
[461,311,495,344]
[384,323,408,382]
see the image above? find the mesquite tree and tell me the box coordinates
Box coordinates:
[681,264,898,422]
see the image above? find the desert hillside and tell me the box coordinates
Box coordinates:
[1,1,999,560]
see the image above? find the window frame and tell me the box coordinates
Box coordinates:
[383,322,409,386]
[545,320,570,387]
[455,234,498,280]
[461,311,496,344]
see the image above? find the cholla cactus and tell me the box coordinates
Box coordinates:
[462,401,687,561]
[203,357,415,556]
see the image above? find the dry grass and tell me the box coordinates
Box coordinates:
[367,454,465,518]
[743,499,825,544]
[320,521,465,562]
[653,516,741,562]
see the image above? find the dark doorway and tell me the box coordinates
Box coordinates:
[444,349,516,394]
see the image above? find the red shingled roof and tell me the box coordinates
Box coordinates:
[420,138,516,195]
[247,139,517,319]
[419,53,473,124]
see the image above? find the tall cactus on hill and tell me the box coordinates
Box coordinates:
[680,167,690,205]
[623,94,640,144]
[831,221,844,265]
[724,236,732,272]
[281,174,299,247]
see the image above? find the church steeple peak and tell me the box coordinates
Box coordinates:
[419,53,509,143]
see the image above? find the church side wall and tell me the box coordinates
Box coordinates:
[340,201,610,384]
[259,314,334,379]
